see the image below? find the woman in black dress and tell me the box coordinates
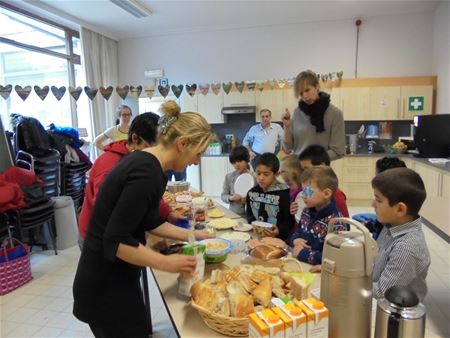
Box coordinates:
[73,101,214,337]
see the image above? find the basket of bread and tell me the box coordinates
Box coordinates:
[190,263,309,336]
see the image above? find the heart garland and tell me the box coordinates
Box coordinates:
[15,85,32,101]
[144,87,155,99]
[51,86,66,101]
[171,84,183,98]
[222,82,232,95]
[277,80,286,89]
[130,85,142,99]
[199,84,210,96]
[0,84,12,100]
[69,86,83,101]
[99,86,114,100]
[246,81,256,91]
[158,84,170,98]
[235,81,245,93]
[256,82,265,92]
[116,86,129,100]
[211,83,221,95]
[84,86,98,100]
[186,84,197,97]
[34,85,49,101]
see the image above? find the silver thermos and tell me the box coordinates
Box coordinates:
[320,217,378,338]
[374,286,426,338]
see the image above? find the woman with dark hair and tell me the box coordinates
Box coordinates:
[94,105,132,150]
[282,70,345,161]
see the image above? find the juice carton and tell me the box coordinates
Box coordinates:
[271,307,293,338]
[249,309,285,338]
[295,298,328,338]
[177,243,205,297]
[275,304,307,338]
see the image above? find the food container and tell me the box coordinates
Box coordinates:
[192,197,207,222]
[167,181,190,193]
[251,221,274,236]
[200,238,232,264]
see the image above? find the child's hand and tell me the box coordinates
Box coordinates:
[263,225,279,237]
[292,245,303,258]
[229,194,242,202]
[293,238,310,252]
[290,201,299,215]
[309,265,322,273]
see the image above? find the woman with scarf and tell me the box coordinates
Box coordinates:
[282,70,345,161]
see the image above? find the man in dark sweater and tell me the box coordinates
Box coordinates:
[246,153,294,241]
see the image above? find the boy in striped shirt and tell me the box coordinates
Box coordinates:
[371,167,431,301]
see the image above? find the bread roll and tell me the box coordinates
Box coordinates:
[239,273,258,293]
[252,278,272,306]
[230,294,254,318]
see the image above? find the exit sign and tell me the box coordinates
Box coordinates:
[409,96,424,111]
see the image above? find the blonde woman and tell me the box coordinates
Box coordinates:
[282,70,345,160]
[73,100,215,337]
[94,105,132,150]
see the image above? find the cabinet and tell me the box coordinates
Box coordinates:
[223,91,255,107]
[340,157,377,204]
[282,89,299,114]
[198,92,224,124]
[369,86,401,120]
[256,89,284,122]
[200,156,234,197]
[400,85,433,120]
[180,93,198,112]
[333,87,371,120]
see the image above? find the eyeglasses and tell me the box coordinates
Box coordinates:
[121,113,132,117]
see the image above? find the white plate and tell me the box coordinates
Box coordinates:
[208,218,238,229]
[234,173,254,196]
[233,223,253,232]
[220,231,251,242]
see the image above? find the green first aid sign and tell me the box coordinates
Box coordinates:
[409,96,424,111]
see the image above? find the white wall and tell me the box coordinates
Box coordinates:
[432,1,450,114]
[118,12,434,85]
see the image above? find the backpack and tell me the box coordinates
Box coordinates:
[11,114,52,157]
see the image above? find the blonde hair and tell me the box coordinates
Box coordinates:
[293,70,319,98]
[158,100,214,150]
[301,165,338,195]
[281,154,303,187]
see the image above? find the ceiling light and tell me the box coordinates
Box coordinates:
[109,0,152,18]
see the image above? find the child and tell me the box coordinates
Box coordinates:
[280,154,304,222]
[221,146,252,217]
[291,166,347,265]
[354,156,407,239]
[246,153,294,241]
[298,145,349,217]
[371,167,430,301]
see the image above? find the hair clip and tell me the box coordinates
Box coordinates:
[158,115,177,135]
[300,186,315,199]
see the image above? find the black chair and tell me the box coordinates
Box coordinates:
[60,161,90,209]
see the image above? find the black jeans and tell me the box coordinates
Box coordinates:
[89,324,148,338]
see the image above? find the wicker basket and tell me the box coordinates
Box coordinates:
[191,301,249,337]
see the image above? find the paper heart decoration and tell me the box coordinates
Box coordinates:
[235,81,245,93]
[15,85,32,101]
[158,85,170,98]
[246,81,256,91]
[51,86,66,101]
[99,86,114,100]
[199,84,210,96]
[222,82,232,95]
[171,84,183,98]
[287,78,295,87]
[144,87,155,99]
[130,85,142,99]
[268,80,277,90]
[0,84,13,100]
[116,85,129,100]
[256,82,265,92]
[277,80,287,89]
[69,86,83,101]
[211,83,221,95]
[84,86,98,100]
[33,85,49,101]
[186,83,197,97]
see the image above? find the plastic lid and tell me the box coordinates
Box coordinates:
[385,286,419,308]
[290,307,303,316]
[268,314,280,323]
[313,301,324,309]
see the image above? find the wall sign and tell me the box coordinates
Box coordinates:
[409,96,424,111]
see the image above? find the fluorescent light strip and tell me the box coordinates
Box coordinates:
[109,0,152,18]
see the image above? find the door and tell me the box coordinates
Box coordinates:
[198,91,224,124]
[369,86,401,120]
[401,85,433,120]
[256,89,284,122]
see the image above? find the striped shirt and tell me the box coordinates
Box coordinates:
[372,217,430,301]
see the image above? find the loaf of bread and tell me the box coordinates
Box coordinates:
[250,244,286,260]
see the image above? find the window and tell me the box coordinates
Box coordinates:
[0,2,81,132]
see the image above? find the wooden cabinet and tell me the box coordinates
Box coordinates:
[198,92,224,124]
[223,91,255,107]
[282,88,299,114]
[180,93,198,112]
[400,85,433,120]
[369,86,401,120]
[200,156,234,197]
[340,157,377,204]
[330,158,343,183]
[333,87,371,120]
[256,89,284,122]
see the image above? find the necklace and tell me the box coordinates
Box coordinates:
[117,125,128,134]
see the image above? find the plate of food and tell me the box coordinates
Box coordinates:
[208,217,238,230]
[233,223,253,232]
[207,208,225,218]
[220,231,251,242]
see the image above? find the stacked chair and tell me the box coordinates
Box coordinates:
[60,161,90,210]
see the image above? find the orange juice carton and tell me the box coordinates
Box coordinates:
[249,309,285,338]
[295,298,328,338]
[274,304,307,338]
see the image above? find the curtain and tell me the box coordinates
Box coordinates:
[80,27,120,158]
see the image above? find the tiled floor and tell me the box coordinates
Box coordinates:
[1,206,449,338]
